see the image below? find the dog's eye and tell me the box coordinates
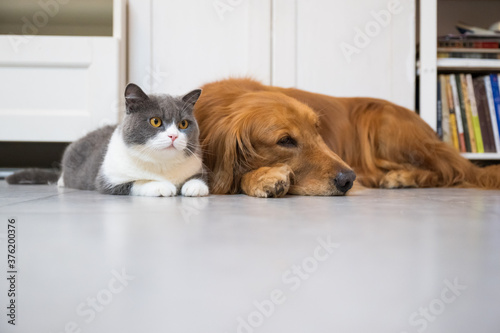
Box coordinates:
[277,136,297,147]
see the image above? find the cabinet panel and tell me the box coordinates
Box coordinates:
[0,37,122,142]
[133,0,415,109]
[273,0,415,110]
[149,0,271,95]
[0,0,126,142]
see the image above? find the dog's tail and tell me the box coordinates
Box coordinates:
[474,164,500,189]
[428,141,500,189]
[355,102,500,190]
[391,121,500,190]
[6,169,60,185]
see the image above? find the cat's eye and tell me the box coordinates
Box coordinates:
[178,120,189,129]
[277,136,297,148]
[150,117,162,128]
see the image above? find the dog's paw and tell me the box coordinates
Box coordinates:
[242,164,293,198]
[181,179,209,197]
[379,170,417,189]
[131,181,177,197]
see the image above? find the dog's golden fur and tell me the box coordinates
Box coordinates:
[194,78,500,197]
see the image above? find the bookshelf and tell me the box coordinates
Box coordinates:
[419,0,500,160]
[461,153,500,160]
[437,58,500,71]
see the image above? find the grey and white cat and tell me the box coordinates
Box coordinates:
[8,83,209,197]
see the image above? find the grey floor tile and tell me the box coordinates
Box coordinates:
[0,181,499,333]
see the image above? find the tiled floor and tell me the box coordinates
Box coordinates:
[0,181,499,333]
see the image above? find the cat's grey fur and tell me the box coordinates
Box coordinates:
[7,84,208,197]
[5,168,59,185]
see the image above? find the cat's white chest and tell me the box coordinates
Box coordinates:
[101,130,202,186]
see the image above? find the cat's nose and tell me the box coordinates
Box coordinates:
[168,134,178,142]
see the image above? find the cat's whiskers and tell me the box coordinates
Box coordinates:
[185,143,216,158]
[185,142,201,150]
[129,145,158,162]
[183,146,211,174]
[132,145,188,172]
[183,146,201,159]
[187,144,216,157]
[185,140,209,149]
[187,143,211,153]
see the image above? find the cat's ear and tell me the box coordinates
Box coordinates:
[182,89,202,107]
[125,83,149,113]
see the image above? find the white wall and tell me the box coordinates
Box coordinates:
[129,0,416,109]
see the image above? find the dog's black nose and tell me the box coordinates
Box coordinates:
[333,170,356,194]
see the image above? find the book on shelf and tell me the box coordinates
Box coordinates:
[455,74,473,152]
[459,74,477,152]
[437,79,443,140]
[439,75,452,146]
[437,50,500,60]
[437,74,500,154]
[438,34,500,48]
[442,75,460,150]
[455,22,500,36]
[489,74,500,142]
[449,75,467,152]
[465,74,484,153]
[473,77,496,152]
[483,76,500,151]
[437,34,500,60]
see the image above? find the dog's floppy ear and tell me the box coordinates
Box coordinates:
[208,128,239,194]
[204,115,257,194]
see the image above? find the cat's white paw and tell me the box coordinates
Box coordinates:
[131,181,177,197]
[181,179,209,197]
[57,174,64,188]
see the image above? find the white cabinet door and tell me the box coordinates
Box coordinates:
[0,0,126,142]
[273,0,416,110]
[130,0,271,95]
[130,0,414,109]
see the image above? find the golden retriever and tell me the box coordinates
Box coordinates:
[194,78,500,197]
